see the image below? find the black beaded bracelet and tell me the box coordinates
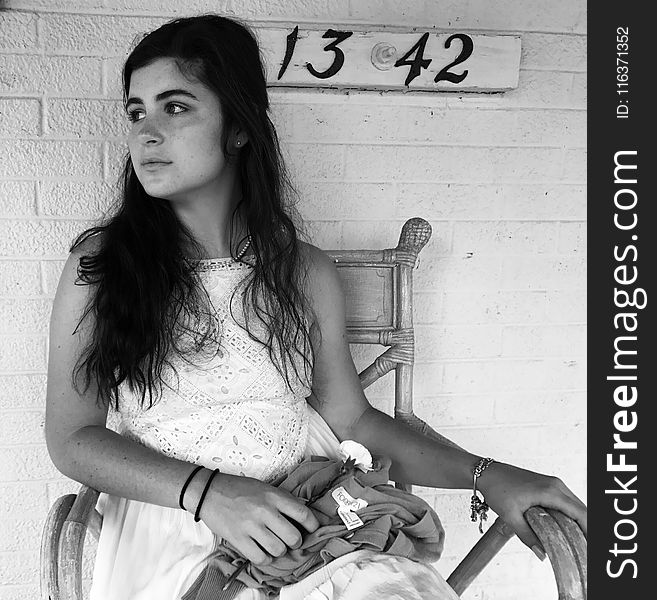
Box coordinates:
[194,468,220,523]
[179,465,204,511]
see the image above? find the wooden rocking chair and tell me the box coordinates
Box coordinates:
[40,217,586,599]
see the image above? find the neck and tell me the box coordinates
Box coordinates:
[168,172,248,259]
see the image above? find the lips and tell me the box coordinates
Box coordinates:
[141,159,172,166]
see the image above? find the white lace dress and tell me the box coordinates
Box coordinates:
[89,257,458,600]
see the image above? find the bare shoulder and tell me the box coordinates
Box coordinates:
[297,241,345,327]
[298,241,341,294]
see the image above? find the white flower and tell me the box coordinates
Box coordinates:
[338,440,373,472]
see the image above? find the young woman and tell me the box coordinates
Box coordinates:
[45,14,587,600]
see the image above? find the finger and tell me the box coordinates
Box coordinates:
[235,537,272,566]
[539,492,588,538]
[504,514,544,559]
[266,514,304,549]
[253,528,288,559]
[276,494,320,533]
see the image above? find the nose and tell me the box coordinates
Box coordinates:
[137,114,164,145]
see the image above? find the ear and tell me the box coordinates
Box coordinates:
[232,127,249,149]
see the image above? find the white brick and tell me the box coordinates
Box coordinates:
[297,182,396,220]
[0,140,102,178]
[522,33,586,71]
[500,70,574,109]
[0,220,91,257]
[344,146,563,183]
[545,290,586,322]
[0,446,59,481]
[571,73,587,108]
[285,144,344,180]
[502,324,586,357]
[293,104,585,147]
[0,519,42,551]
[0,98,40,137]
[303,220,343,249]
[0,261,41,296]
[266,103,295,140]
[41,14,166,55]
[105,141,130,182]
[432,490,473,524]
[415,394,495,428]
[0,12,38,51]
[41,260,66,296]
[493,390,586,424]
[541,357,586,390]
[423,0,586,33]
[452,221,558,256]
[441,423,585,461]
[98,0,231,11]
[104,56,126,100]
[499,184,586,220]
[235,0,350,20]
[0,375,47,410]
[0,550,39,586]
[415,256,503,291]
[563,148,586,181]
[396,183,503,220]
[47,99,129,139]
[0,182,36,217]
[3,1,103,8]
[413,290,442,324]
[39,181,116,218]
[557,221,586,254]
[416,325,502,360]
[441,358,585,394]
[0,482,48,518]
[501,255,586,289]
[0,54,102,96]
[46,479,84,506]
[413,362,443,397]
[0,299,52,334]
[0,335,47,372]
[441,290,547,325]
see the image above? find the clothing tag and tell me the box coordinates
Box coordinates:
[337,507,364,530]
[332,486,368,511]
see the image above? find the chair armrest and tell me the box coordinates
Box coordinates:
[525,506,587,600]
[58,485,102,600]
[40,494,77,600]
[447,508,586,599]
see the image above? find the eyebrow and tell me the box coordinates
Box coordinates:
[125,89,199,107]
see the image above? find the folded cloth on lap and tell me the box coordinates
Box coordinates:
[182,454,445,599]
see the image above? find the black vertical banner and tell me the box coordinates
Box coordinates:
[588,5,653,596]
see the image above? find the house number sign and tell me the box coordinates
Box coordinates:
[257,27,521,92]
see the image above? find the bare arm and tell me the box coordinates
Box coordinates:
[45,249,214,511]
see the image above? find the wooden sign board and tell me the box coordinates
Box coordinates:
[257,27,521,92]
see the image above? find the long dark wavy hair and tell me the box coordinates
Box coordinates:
[71,14,316,410]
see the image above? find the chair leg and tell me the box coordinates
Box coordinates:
[40,494,76,600]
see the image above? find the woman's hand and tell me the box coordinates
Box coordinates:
[196,472,320,566]
[477,462,587,557]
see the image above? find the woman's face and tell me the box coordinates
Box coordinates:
[125,57,234,202]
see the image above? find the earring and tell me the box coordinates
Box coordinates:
[236,139,242,146]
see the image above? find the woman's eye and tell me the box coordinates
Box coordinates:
[166,103,187,115]
[126,109,144,123]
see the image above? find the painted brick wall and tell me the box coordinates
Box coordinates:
[0,1,586,598]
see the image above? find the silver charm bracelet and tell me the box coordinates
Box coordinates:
[470,457,495,533]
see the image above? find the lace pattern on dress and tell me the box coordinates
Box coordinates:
[107,258,313,484]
